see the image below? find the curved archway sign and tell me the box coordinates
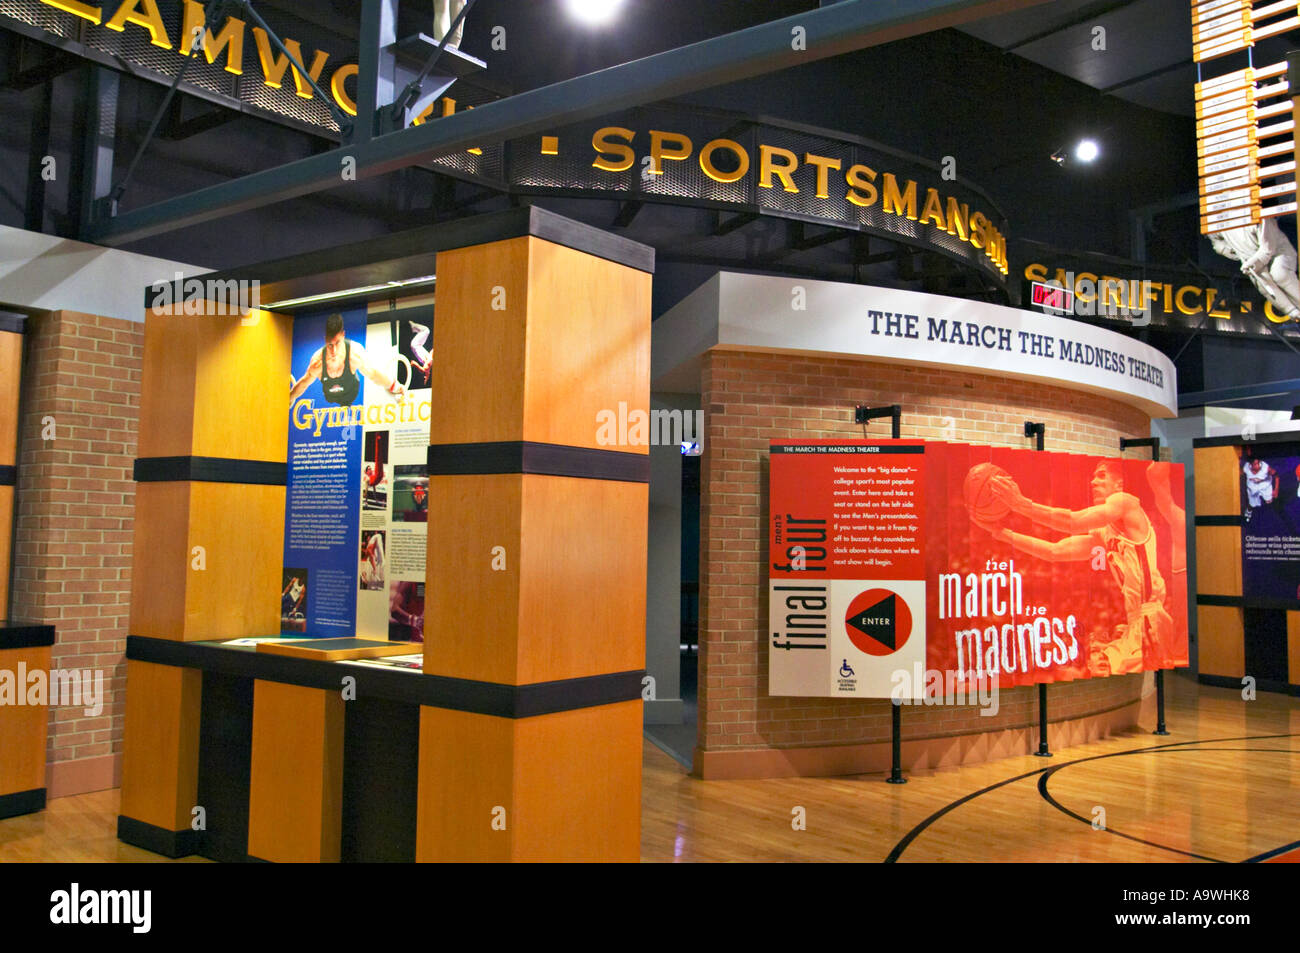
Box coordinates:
[655,273,1178,418]
[7,2,1010,282]
[492,104,1010,287]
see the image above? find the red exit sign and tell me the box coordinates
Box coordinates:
[1030,281,1074,313]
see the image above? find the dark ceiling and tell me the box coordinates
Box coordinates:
[1,0,1296,288]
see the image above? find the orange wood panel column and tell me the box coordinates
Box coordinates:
[417,210,653,862]
[0,316,24,614]
[119,301,291,856]
[246,680,344,863]
[118,660,202,851]
[1287,611,1300,688]
[0,318,49,821]
[1192,444,1245,682]
[0,628,55,819]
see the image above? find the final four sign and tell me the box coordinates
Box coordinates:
[768,441,1190,700]
[768,442,928,699]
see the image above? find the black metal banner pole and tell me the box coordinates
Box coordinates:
[1025,422,1053,758]
[1120,436,1170,736]
[857,403,906,782]
[888,701,905,784]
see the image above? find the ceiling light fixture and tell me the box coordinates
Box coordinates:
[1074,139,1100,163]
[261,275,437,311]
[564,0,625,26]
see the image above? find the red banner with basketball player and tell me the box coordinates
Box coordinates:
[769,440,1188,698]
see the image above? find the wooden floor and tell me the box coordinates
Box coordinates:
[3,675,1296,862]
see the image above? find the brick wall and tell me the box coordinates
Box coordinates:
[13,310,142,797]
[697,349,1152,775]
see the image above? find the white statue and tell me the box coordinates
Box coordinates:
[1209,219,1300,321]
[434,0,466,49]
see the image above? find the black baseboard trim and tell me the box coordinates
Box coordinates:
[116,815,201,858]
[246,854,273,863]
[0,788,45,819]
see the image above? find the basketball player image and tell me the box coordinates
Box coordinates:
[360,532,385,591]
[1240,453,1299,533]
[974,460,1172,676]
[1242,456,1278,509]
[289,313,407,406]
[1145,461,1187,668]
[281,575,305,621]
[408,321,432,388]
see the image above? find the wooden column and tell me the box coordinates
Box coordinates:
[246,680,344,863]
[0,626,55,819]
[1193,444,1245,681]
[0,313,24,615]
[417,211,652,861]
[119,302,291,856]
[0,316,49,821]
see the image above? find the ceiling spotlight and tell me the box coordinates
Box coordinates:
[1074,139,1100,163]
[564,0,625,25]
[1050,148,1066,166]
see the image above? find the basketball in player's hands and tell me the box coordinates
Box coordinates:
[964,463,1013,521]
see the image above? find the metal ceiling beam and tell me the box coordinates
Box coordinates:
[1003,0,1139,53]
[1178,378,1300,409]
[86,0,1051,246]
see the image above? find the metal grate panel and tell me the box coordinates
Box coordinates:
[0,1,77,38]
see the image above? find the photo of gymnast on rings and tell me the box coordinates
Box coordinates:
[289,312,407,406]
[362,431,390,512]
[392,464,429,523]
[397,319,433,391]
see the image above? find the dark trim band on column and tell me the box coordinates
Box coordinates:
[116,815,201,858]
[0,623,56,649]
[0,312,26,334]
[126,635,644,718]
[0,788,45,820]
[134,456,287,485]
[0,465,16,487]
[428,442,649,483]
[1195,515,1243,526]
[1196,594,1243,607]
[1196,593,1300,610]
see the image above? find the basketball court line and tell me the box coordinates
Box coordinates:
[886,733,1299,863]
